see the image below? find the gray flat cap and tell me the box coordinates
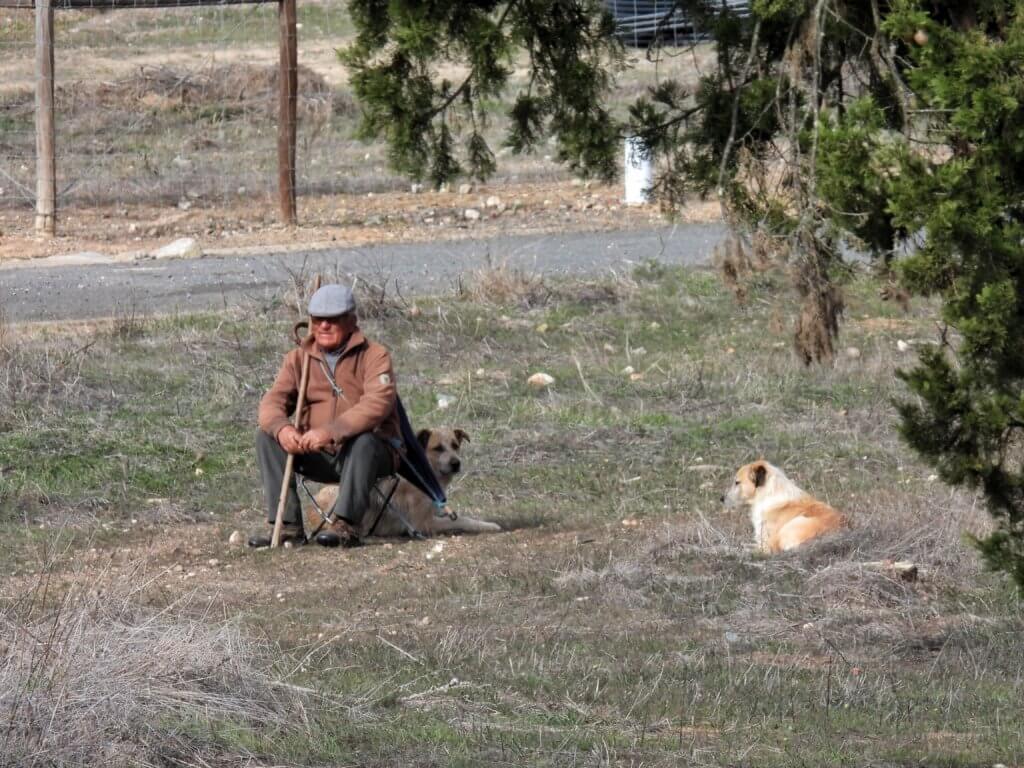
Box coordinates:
[308,284,356,317]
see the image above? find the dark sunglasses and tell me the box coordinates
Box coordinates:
[310,314,352,327]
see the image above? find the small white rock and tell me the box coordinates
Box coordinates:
[845,346,861,359]
[436,393,456,410]
[485,195,502,208]
[621,365,635,375]
[896,339,910,353]
[464,208,481,221]
[153,237,202,260]
[207,558,219,567]
[527,372,555,389]
[228,530,244,546]
[458,183,473,195]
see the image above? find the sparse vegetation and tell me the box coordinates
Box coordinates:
[0,559,312,767]
[1,265,1022,765]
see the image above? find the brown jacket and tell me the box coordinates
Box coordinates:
[258,329,401,454]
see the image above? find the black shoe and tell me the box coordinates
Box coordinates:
[315,531,341,547]
[315,531,362,548]
[315,521,361,548]
[248,528,305,549]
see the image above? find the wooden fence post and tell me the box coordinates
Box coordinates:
[277,0,297,225]
[35,0,56,236]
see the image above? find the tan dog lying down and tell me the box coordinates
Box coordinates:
[310,427,501,538]
[723,460,848,553]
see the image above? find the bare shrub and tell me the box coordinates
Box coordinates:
[461,259,633,310]
[280,257,318,318]
[351,273,412,320]
[110,295,147,340]
[0,573,309,767]
[0,330,90,416]
[460,260,553,308]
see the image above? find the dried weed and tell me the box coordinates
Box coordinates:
[0,563,310,767]
[461,259,634,309]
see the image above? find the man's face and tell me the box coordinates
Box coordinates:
[311,312,356,352]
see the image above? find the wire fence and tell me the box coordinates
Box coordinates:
[607,0,750,47]
[0,0,389,216]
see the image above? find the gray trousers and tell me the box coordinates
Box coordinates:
[256,430,394,529]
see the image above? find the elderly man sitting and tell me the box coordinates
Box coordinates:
[250,284,399,548]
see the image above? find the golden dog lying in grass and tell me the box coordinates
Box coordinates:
[309,427,502,539]
[723,460,848,553]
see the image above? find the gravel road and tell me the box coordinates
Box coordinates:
[0,223,725,323]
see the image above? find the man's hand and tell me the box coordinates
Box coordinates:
[277,425,304,454]
[299,427,334,453]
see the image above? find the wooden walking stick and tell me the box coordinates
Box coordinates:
[271,275,321,548]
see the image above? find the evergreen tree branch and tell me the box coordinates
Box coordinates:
[716,18,761,196]
[429,0,520,121]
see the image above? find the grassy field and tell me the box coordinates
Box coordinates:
[1,262,1022,766]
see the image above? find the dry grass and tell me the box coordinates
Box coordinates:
[459,260,556,309]
[0,325,90,421]
[460,259,636,310]
[0,553,311,767]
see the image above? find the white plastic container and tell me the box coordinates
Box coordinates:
[623,136,653,205]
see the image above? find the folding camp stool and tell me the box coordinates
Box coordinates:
[293,397,453,543]
[297,471,427,541]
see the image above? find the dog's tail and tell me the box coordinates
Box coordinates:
[437,516,502,534]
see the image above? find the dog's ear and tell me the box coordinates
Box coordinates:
[750,463,767,488]
[416,429,431,448]
[454,428,470,445]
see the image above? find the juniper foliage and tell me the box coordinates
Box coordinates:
[341,0,624,187]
